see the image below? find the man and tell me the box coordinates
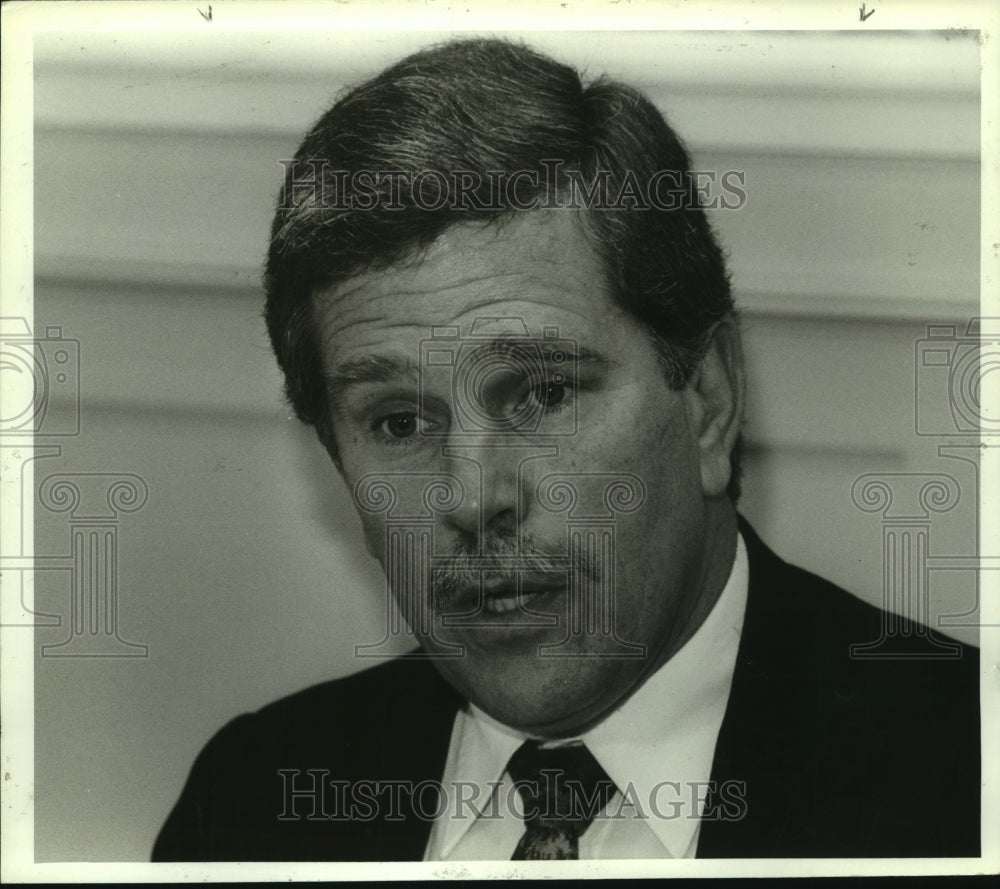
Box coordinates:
[152,37,979,861]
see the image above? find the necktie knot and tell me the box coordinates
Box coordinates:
[506,739,616,859]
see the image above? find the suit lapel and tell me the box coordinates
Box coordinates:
[698,519,822,857]
[363,657,464,859]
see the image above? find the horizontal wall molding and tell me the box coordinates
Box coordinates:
[34,31,981,162]
[35,256,264,298]
[34,84,979,163]
[34,29,981,96]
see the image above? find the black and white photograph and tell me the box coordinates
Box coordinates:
[1,0,997,881]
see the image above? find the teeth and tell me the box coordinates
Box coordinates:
[485,590,543,614]
[485,596,518,614]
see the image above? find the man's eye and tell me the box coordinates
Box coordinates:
[378,413,422,440]
[527,381,572,412]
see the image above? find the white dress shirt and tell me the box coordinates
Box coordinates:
[423,533,749,860]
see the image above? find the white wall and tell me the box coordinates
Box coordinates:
[25,30,982,860]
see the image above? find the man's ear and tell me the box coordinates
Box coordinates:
[685,317,745,499]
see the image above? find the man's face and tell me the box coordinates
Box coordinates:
[316,211,737,737]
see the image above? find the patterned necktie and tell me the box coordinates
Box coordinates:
[506,739,617,860]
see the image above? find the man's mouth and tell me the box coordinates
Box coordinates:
[426,553,597,629]
[482,586,555,614]
[473,573,568,617]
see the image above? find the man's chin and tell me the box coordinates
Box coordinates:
[426,640,633,738]
[471,689,616,739]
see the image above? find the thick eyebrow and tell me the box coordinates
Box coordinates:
[472,340,620,370]
[323,355,418,389]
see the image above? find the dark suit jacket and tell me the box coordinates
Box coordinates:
[152,521,980,860]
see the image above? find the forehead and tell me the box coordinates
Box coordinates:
[313,211,619,360]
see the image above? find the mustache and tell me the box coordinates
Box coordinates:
[427,535,600,602]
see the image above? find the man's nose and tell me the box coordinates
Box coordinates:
[440,444,526,537]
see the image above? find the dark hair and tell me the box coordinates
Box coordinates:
[264,37,741,499]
